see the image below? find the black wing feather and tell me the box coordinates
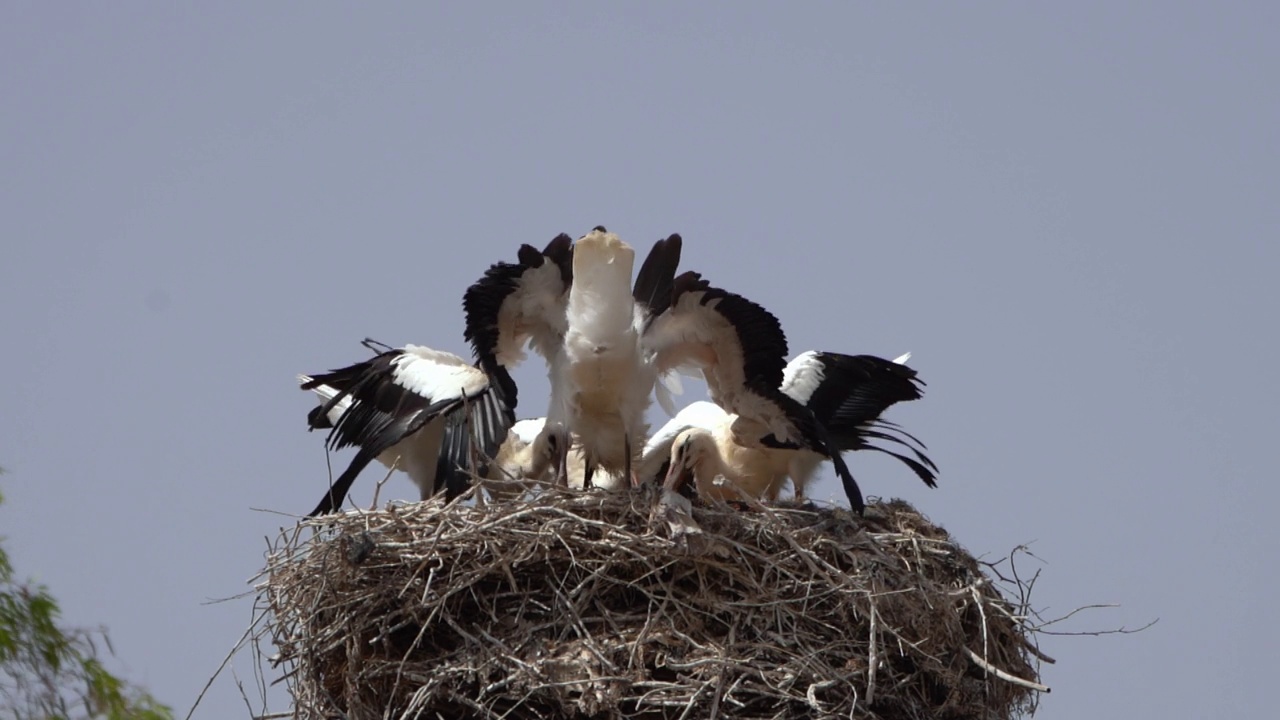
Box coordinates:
[302,351,434,452]
[542,232,574,287]
[306,405,333,431]
[797,352,937,490]
[436,405,472,500]
[434,383,517,500]
[759,391,869,513]
[307,393,461,517]
[461,253,536,403]
[671,271,790,394]
[804,353,925,433]
[633,234,683,324]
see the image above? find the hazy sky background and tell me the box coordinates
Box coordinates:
[2,3,1276,718]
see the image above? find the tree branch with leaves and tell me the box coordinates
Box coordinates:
[0,474,172,720]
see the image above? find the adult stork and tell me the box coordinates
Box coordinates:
[463,227,683,490]
[299,340,514,516]
[647,352,937,512]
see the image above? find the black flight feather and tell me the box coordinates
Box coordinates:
[670,271,791,394]
[543,233,574,287]
[632,234,683,324]
[306,392,461,517]
[797,352,938,489]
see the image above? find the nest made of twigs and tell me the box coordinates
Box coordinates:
[259,485,1047,719]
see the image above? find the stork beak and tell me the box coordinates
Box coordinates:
[662,459,693,494]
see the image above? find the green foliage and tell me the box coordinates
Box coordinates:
[0,482,173,720]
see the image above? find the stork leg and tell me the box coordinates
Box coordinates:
[624,435,636,491]
[552,431,571,488]
[583,456,596,490]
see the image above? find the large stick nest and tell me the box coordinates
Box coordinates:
[259,486,1047,719]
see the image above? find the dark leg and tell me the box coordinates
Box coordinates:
[624,435,635,490]
[553,431,570,487]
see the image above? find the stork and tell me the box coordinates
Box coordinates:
[646,352,937,512]
[462,233,574,375]
[463,227,682,490]
[299,340,514,516]
[637,401,788,502]
[637,271,870,508]
[552,228,683,489]
[484,417,627,501]
[466,227,849,502]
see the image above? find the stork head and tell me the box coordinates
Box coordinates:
[572,227,635,279]
[663,428,715,499]
[531,422,572,486]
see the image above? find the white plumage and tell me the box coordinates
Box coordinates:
[301,218,938,518]
[460,228,931,513]
[465,228,682,491]
[551,228,655,487]
[639,401,792,501]
[386,346,492,399]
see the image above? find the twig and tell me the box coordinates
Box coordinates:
[866,599,878,707]
[963,647,1051,693]
[183,612,265,720]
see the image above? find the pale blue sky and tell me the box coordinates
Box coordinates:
[1,3,1276,717]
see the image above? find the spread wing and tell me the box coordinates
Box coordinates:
[462,234,574,395]
[782,351,937,487]
[300,344,508,515]
[642,271,797,441]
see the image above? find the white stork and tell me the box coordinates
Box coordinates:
[299,339,514,516]
[635,270,874,508]
[553,228,683,488]
[463,227,683,490]
[484,417,627,500]
[777,351,936,500]
[462,233,575,375]
[636,400,784,502]
[645,352,937,512]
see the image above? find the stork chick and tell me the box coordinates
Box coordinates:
[485,417,627,500]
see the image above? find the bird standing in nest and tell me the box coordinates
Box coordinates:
[646,352,937,512]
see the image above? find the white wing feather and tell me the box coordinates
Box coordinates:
[393,346,490,401]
